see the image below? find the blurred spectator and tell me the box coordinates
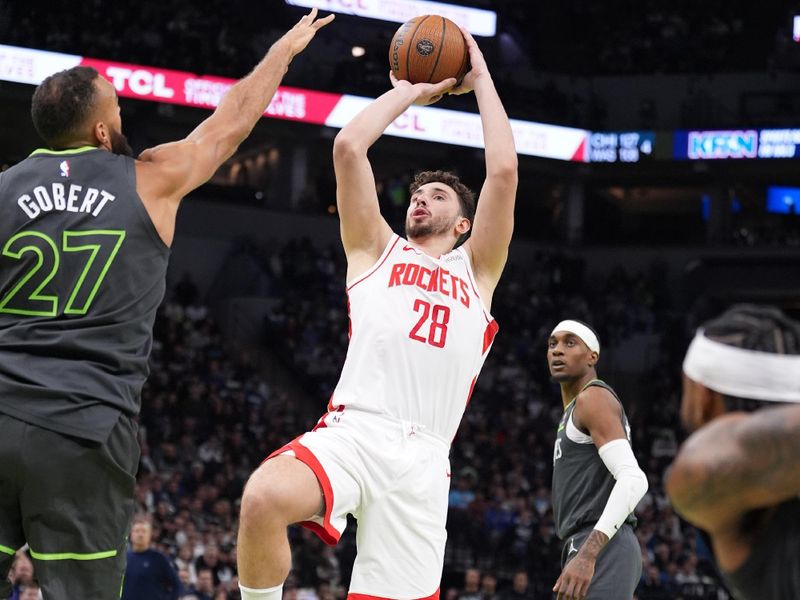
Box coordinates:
[16,582,41,600]
[480,573,499,600]
[499,571,534,600]
[122,517,181,600]
[8,552,35,600]
[194,568,216,600]
[455,568,482,600]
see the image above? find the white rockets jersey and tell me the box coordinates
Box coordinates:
[330,234,499,442]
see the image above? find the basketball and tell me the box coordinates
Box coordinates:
[389,15,469,85]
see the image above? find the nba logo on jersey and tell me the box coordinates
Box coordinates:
[59,160,70,178]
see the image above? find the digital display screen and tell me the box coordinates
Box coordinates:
[588,131,654,163]
[767,186,800,214]
[675,129,800,160]
[757,129,800,158]
[675,130,759,160]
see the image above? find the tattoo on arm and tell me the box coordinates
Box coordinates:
[581,530,609,559]
[676,406,800,514]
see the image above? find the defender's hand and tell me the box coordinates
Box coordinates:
[283,8,335,58]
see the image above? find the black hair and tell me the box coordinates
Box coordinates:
[701,304,800,408]
[702,304,800,355]
[31,66,99,149]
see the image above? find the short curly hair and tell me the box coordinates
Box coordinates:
[31,66,99,149]
[409,170,476,245]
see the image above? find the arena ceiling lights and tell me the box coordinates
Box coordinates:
[284,0,498,37]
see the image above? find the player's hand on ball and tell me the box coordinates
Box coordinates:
[390,71,456,106]
[449,28,489,95]
[283,8,335,58]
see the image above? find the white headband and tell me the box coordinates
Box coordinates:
[551,320,600,354]
[683,330,800,403]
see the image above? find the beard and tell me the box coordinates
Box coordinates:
[405,213,458,240]
[110,128,134,157]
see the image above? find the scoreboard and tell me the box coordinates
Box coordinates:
[588,131,655,163]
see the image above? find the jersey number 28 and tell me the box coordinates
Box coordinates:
[408,299,450,348]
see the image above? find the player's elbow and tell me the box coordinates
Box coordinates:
[333,131,367,163]
[618,466,649,510]
[631,468,649,502]
[487,160,518,183]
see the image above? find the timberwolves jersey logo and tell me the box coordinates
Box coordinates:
[59,160,70,178]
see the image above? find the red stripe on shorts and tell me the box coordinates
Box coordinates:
[289,439,340,546]
[348,587,440,600]
[260,438,340,546]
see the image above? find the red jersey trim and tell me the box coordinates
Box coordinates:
[456,247,493,323]
[262,438,340,546]
[346,235,401,291]
[483,319,499,354]
[465,375,478,409]
[348,587,440,600]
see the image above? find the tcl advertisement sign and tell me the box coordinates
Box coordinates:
[325,97,588,161]
[0,43,588,161]
[81,58,343,124]
[87,60,178,99]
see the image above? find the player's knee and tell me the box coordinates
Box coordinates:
[240,463,308,527]
[241,475,287,525]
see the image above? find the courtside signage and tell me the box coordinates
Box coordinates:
[284,0,497,36]
[325,97,588,161]
[0,43,587,162]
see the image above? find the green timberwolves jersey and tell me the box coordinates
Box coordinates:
[552,379,635,539]
[724,498,800,600]
[0,147,170,441]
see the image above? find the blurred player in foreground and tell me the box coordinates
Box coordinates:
[667,304,800,600]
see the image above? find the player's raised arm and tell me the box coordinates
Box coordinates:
[455,30,518,305]
[135,9,333,242]
[332,75,455,275]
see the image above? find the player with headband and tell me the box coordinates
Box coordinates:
[548,319,648,600]
[667,304,800,600]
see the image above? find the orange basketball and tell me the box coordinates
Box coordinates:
[389,15,469,85]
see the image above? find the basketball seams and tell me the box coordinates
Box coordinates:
[406,15,431,84]
[390,14,467,85]
[426,16,448,83]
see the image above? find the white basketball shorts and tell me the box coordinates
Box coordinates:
[267,407,451,599]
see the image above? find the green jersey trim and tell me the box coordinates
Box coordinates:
[29,146,99,157]
[0,544,15,556]
[29,548,117,561]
